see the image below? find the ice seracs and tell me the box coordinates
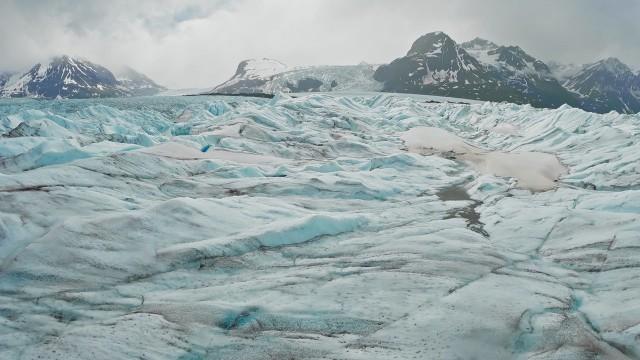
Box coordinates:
[1,87,640,359]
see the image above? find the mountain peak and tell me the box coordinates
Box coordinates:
[461,37,499,51]
[49,55,89,66]
[565,57,640,113]
[594,57,632,74]
[407,31,456,56]
[211,58,289,94]
[375,32,578,109]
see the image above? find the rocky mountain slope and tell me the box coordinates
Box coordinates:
[1,56,164,99]
[564,57,640,113]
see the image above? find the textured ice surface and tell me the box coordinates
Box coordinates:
[0,94,639,359]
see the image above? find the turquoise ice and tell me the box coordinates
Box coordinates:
[0,93,639,359]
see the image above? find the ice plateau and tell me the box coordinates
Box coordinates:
[0,93,639,359]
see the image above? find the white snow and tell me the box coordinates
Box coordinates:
[401,126,477,153]
[35,61,51,78]
[401,126,567,191]
[241,58,289,79]
[465,151,567,191]
[212,60,383,93]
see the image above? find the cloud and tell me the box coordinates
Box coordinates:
[1,0,638,88]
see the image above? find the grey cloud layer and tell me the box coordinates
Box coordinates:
[1,0,638,88]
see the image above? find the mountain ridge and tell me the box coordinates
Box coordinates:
[0,56,164,99]
[373,32,578,109]
[209,32,640,113]
[2,33,639,113]
[564,57,640,113]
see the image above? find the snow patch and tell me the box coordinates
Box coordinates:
[401,126,567,191]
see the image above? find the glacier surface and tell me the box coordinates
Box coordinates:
[0,94,639,359]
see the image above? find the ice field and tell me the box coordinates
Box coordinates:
[0,93,639,359]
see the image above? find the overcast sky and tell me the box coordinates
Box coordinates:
[1,0,639,88]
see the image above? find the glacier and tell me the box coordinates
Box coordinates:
[0,93,639,359]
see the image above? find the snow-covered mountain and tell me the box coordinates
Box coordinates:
[231,58,289,81]
[114,66,166,96]
[209,58,288,94]
[373,32,490,96]
[0,56,164,99]
[373,32,576,108]
[3,41,639,114]
[199,33,640,114]
[564,57,640,113]
[1,56,128,99]
[462,37,577,108]
[461,37,552,77]
[209,58,382,94]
